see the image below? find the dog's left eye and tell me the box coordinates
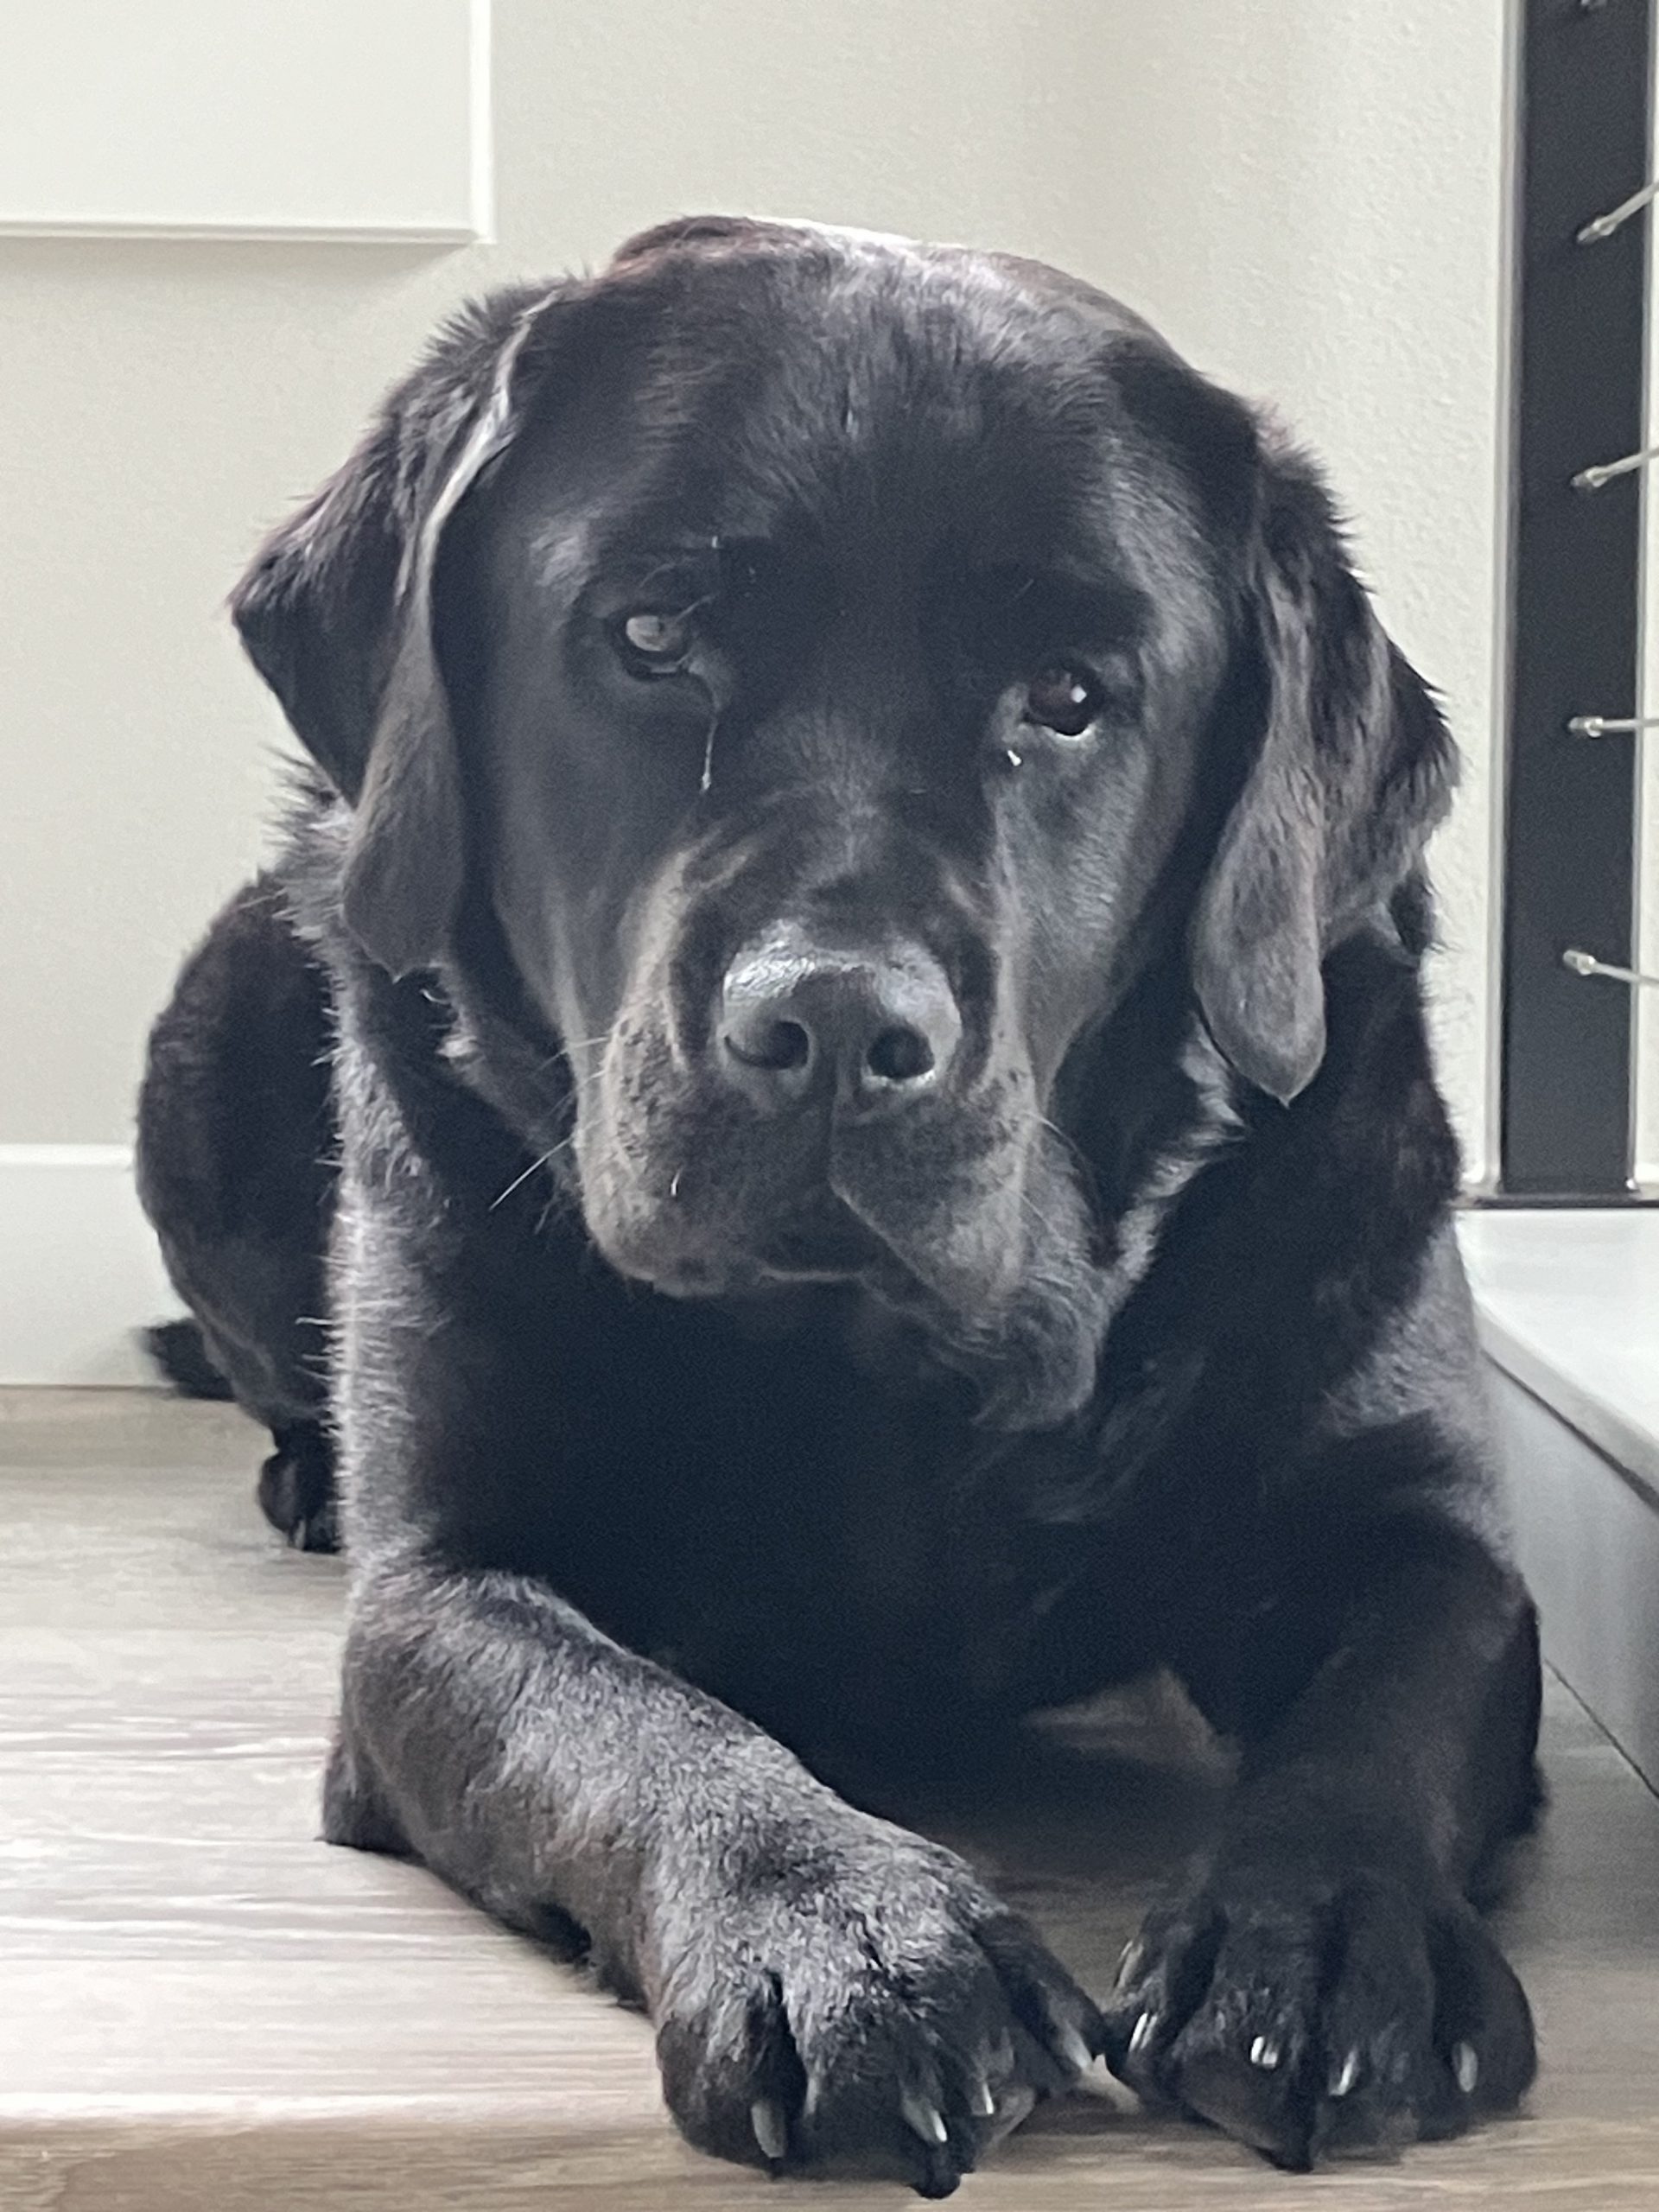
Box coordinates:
[618,609,696,673]
[1022,664,1102,739]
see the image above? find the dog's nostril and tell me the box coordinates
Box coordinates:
[727,1018,811,1073]
[867,1026,935,1084]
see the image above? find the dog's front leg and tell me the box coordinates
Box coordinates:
[325,1560,1099,2193]
[1102,1509,1541,2167]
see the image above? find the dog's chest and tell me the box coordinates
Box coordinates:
[574,1372,1165,1743]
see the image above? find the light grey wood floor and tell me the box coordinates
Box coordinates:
[3,1389,1658,2209]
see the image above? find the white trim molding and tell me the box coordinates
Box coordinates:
[0,1147,178,1387]
[1465,1209,1659,1793]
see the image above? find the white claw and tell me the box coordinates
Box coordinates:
[901,2090,950,2146]
[1329,2050,1362,2100]
[1454,2041,1480,2095]
[1128,2010,1158,2059]
[969,2076,997,2119]
[1055,2023,1096,2078]
[751,2098,788,2163]
[1249,2035,1283,2073]
[1115,1939,1146,1991]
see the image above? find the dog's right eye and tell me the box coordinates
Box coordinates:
[616,608,697,675]
[1022,663,1104,740]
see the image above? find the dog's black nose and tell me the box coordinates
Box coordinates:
[719,931,961,1112]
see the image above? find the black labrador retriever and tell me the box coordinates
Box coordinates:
[137,217,1541,2192]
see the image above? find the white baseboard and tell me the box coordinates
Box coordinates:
[1490,1364,1659,1796]
[0,1146,180,1386]
[1465,1211,1659,1793]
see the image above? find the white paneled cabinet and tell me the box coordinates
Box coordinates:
[0,0,490,242]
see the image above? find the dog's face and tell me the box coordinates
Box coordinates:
[470,234,1236,1329]
[233,219,1454,1426]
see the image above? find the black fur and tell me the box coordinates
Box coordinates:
[137,219,1540,2191]
[137,871,338,1548]
[144,1316,232,1401]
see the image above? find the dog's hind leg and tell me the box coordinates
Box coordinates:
[137,873,342,1548]
[257,1421,340,1554]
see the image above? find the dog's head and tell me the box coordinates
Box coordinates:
[233,218,1452,1427]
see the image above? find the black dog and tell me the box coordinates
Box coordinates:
[137,218,1541,2192]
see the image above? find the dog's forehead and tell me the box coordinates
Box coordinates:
[607,213,1159,345]
[606,219,1158,424]
[509,220,1204,575]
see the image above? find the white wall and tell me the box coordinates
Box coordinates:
[1031,3,1513,1184]
[0,0,1510,1173]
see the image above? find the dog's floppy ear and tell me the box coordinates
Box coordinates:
[1192,428,1456,1102]
[230,284,567,977]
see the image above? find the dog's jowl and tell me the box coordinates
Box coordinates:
[138,219,1541,2193]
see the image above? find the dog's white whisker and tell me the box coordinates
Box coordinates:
[700,707,719,795]
[488,1150,556,1211]
[1037,1114,1095,1181]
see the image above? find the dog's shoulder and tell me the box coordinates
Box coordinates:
[1090,918,1470,1468]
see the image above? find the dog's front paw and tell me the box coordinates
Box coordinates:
[1100,1857,1535,2169]
[652,1817,1101,2196]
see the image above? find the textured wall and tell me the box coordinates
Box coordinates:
[0,0,1510,1168]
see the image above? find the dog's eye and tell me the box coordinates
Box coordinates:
[618,609,696,673]
[1022,664,1102,740]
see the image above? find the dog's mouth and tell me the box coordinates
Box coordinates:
[750,1189,894,1282]
[618,1176,942,1306]
[574,1079,1104,1429]
[570,1020,1046,1321]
